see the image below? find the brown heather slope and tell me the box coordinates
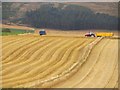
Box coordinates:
[11,2,118,17]
[66,2,118,17]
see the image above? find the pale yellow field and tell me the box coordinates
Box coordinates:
[1,34,118,88]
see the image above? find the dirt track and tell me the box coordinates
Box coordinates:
[1,35,118,88]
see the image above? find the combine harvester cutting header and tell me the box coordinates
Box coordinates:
[85,32,114,37]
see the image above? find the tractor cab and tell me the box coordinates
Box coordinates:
[85,32,95,37]
[39,29,46,35]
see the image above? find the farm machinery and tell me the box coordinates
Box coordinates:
[39,29,46,35]
[85,32,114,37]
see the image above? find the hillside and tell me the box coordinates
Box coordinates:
[2,2,118,30]
[66,2,118,17]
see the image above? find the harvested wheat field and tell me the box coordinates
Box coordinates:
[1,34,118,88]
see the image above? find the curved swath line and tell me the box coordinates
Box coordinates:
[2,38,36,61]
[13,39,89,87]
[49,39,94,78]
[33,40,87,78]
[2,38,26,48]
[2,37,32,53]
[2,38,40,62]
[44,40,86,77]
[2,39,53,65]
[2,39,54,73]
[37,40,87,75]
[2,38,60,73]
[2,37,15,42]
[2,38,54,67]
[2,38,46,65]
[12,39,81,86]
[3,38,87,86]
[25,39,76,68]
[2,38,22,45]
[1,38,15,44]
[2,38,62,78]
[2,36,21,43]
[2,38,67,80]
[2,38,52,67]
[41,39,101,88]
[2,38,30,49]
[2,39,67,87]
[2,37,35,54]
[2,38,48,68]
[2,38,76,86]
[2,38,52,74]
[27,38,98,88]
[71,39,109,87]
[2,38,37,52]
[2,39,72,86]
[2,36,31,44]
[2,37,35,50]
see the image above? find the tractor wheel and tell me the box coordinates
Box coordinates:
[91,34,95,37]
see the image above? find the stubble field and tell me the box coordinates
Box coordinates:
[1,34,119,88]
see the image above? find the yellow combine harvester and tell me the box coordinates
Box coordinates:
[96,32,114,37]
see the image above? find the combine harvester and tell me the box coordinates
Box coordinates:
[85,32,114,37]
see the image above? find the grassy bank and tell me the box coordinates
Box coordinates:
[0,28,34,36]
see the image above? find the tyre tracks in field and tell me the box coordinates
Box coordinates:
[80,39,118,88]
[71,39,110,88]
[52,38,118,88]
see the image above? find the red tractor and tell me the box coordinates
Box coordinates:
[85,32,95,37]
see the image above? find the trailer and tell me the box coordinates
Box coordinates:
[85,32,114,37]
[96,32,114,37]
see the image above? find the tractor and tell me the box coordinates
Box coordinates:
[39,29,46,35]
[85,32,95,37]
